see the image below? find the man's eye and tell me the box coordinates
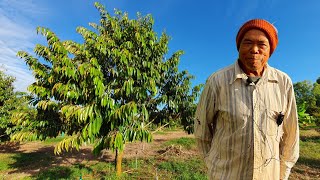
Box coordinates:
[259,44,269,49]
[243,42,252,45]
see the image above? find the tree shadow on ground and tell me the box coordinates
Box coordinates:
[34,166,74,180]
[292,160,320,180]
[300,135,320,143]
[34,164,95,180]
[297,156,320,169]
[6,145,113,179]
[0,142,21,152]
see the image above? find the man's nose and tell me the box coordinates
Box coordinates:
[250,44,259,54]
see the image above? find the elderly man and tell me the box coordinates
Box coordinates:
[194,19,299,180]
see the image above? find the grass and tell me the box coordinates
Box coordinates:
[289,128,320,179]
[0,156,206,179]
[0,149,54,173]
[42,135,65,144]
[153,130,167,135]
[158,158,207,180]
[299,129,320,165]
[163,137,196,149]
[0,153,15,171]
[0,128,319,179]
[299,141,320,167]
[153,126,184,135]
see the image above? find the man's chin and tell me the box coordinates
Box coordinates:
[248,67,260,72]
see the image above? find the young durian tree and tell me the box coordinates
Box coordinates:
[12,2,202,176]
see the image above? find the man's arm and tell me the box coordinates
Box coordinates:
[279,84,299,180]
[194,78,216,158]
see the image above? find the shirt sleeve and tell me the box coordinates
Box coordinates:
[194,77,216,158]
[279,84,299,180]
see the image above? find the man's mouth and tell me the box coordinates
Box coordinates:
[247,57,260,60]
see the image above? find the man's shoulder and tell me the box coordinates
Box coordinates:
[268,66,293,85]
[207,64,234,82]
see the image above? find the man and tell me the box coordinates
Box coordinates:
[194,19,299,180]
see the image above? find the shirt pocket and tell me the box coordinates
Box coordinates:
[266,109,280,136]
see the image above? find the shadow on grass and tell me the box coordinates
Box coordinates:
[300,135,320,143]
[35,166,73,180]
[297,156,320,169]
[6,145,113,179]
[34,164,94,180]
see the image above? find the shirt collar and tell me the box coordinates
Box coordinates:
[229,60,279,84]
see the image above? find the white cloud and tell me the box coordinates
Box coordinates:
[0,0,48,92]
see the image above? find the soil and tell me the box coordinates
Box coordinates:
[5,130,195,162]
[0,130,196,178]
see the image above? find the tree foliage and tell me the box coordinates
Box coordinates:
[294,79,320,126]
[297,102,314,126]
[0,70,15,141]
[0,70,33,141]
[12,1,201,162]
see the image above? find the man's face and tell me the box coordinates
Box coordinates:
[238,29,270,76]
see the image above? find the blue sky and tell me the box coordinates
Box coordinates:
[0,0,319,92]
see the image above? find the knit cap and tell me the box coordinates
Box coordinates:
[236,19,278,55]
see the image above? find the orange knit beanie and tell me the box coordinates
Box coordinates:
[236,19,278,55]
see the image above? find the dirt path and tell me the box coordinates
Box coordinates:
[1,130,195,165]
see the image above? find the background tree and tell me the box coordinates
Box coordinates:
[294,80,316,110]
[0,70,15,141]
[0,70,33,141]
[311,80,320,127]
[11,2,201,176]
[313,79,320,107]
[294,79,320,127]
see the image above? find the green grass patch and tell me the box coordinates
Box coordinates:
[35,162,129,180]
[153,131,168,135]
[152,126,184,134]
[158,158,207,180]
[34,164,96,180]
[0,153,15,171]
[15,152,53,167]
[35,166,76,180]
[120,157,207,179]
[291,127,320,179]
[298,137,320,168]
[0,152,53,172]
[90,161,114,172]
[121,158,157,178]
[163,137,196,149]
[42,135,65,145]
[298,142,320,168]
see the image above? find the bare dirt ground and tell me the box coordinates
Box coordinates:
[4,131,195,162]
[0,130,196,179]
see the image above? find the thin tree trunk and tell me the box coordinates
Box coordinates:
[115,149,123,176]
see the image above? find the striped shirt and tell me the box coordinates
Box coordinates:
[194,61,299,180]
